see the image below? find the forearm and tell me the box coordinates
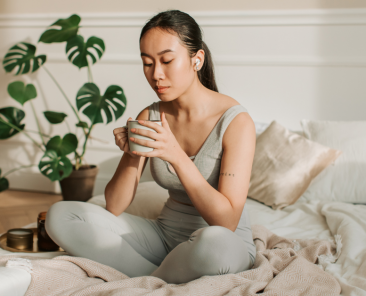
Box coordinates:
[171,153,237,231]
[105,153,142,216]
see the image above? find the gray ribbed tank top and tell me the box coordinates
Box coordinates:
[149,101,249,205]
[148,101,256,264]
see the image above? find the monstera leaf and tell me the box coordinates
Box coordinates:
[45,133,78,156]
[38,150,73,181]
[8,81,37,105]
[66,35,105,69]
[38,14,81,43]
[43,111,67,124]
[0,107,25,139]
[2,42,46,75]
[76,83,126,125]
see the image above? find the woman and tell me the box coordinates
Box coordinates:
[46,10,257,284]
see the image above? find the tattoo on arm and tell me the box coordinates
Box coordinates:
[220,172,234,177]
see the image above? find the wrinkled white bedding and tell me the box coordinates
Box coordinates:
[1,196,365,296]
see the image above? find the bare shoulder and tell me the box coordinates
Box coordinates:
[218,94,256,149]
[213,92,242,110]
[135,105,150,121]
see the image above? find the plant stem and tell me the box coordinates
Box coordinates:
[0,118,45,151]
[2,164,37,178]
[25,129,50,138]
[43,66,87,136]
[87,60,93,83]
[80,124,93,158]
[29,100,46,146]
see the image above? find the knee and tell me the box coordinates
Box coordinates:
[188,226,233,266]
[190,225,233,246]
[45,201,79,240]
[187,226,251,274]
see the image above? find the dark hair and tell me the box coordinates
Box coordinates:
[139,10,218,93]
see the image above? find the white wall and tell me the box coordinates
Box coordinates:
[1,0,366,14]
[1,8,366,195]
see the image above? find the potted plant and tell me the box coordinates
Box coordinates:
[0,14,127,201]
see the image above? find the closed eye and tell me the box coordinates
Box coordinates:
[144,60,172,67]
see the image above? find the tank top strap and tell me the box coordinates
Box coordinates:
[218,105,248,142]
[148,101,160,121]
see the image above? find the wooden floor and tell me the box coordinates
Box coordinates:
[0,189,62,234]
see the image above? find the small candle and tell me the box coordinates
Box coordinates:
[7,228,33,250]
[8,230,31,235]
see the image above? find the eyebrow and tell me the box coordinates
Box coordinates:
[140,49,174,58]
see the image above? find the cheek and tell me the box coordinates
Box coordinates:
[167,59,193,86]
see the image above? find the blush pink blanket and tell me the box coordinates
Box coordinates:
[0,225,341,296]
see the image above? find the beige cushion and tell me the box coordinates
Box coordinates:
[87,181,169,219]
[248,121,342,210]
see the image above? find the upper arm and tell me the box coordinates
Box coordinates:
[218,112,256,226]
[134,106,150,182]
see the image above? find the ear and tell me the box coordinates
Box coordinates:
[192,49,205,70]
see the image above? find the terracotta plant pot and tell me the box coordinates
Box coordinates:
[59,165,99,202]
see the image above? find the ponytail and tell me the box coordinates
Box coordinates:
[197,41,218,92]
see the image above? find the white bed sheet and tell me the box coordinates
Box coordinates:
[1,196,365,296]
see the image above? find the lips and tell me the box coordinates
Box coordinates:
[156,86,170,93]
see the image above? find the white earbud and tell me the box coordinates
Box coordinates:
[195,59,200,70]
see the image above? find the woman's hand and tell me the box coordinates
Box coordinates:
[129,111,184,164]
[113,117,140,159]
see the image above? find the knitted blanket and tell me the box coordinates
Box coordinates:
[0,224,341,296]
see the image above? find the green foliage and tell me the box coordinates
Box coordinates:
[38,150,73,181]
[39,14,81,43]
[2,42,46,75]
[66,35,105,69]
[76,121,88,128]
[76,83,127,125]
[0,13,127,189]
[0,177,9,192]
[45,133,78,156]
[8,81,37,105]
[0,107,25,139]
[43,111,67,124]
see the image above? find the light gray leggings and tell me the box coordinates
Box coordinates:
[45,198,255,284]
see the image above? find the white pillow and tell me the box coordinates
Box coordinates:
[254,121,270,136]
[254,121,304,137]
[300,120,366,204]
[87,181,169,219]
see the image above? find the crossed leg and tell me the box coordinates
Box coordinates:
[46,201,253,284]
[150,225,252,284]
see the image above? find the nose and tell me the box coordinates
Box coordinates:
[152,63,165,82]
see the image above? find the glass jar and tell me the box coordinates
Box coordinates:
[37,211,60,251]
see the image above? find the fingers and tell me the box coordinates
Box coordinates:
[130,136,159,149]
[131,150,159,158]
[136,120,163,133]
[115,133,126,147]
[130,128,159,140]
[113,127,127,136]
[113,117,132,136]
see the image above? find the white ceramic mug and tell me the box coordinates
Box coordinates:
[122,120,162,153]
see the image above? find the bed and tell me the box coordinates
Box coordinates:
[0,119,365,295]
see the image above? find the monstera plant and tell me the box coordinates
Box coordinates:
[0,14,127,201]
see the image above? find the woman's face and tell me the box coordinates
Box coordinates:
[140,28,197,100]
